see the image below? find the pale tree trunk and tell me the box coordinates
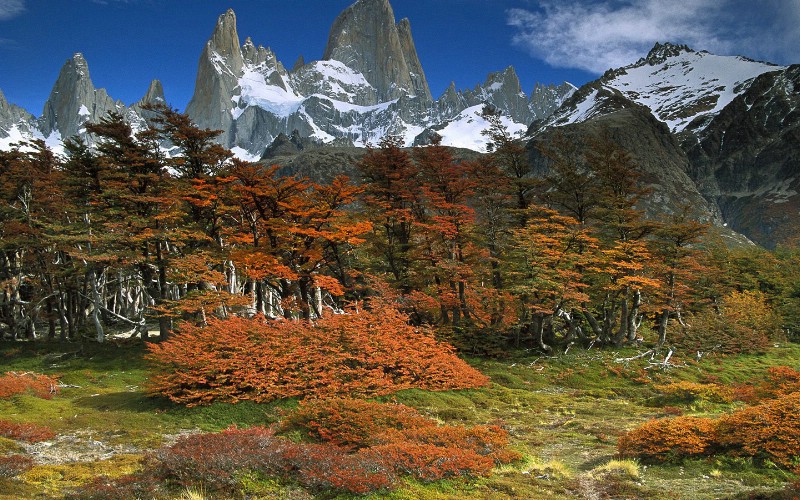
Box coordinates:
[89,268,105,343]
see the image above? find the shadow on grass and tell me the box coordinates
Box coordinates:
[74,391,166,413]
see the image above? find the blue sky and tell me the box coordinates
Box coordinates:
[0,0,797,116]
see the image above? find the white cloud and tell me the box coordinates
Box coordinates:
[508,0,799,74]
[0,0,24,20]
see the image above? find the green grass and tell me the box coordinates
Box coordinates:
[0,341,798,498]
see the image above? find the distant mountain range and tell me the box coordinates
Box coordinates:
[0,0,575,158]
[0,0,797,247]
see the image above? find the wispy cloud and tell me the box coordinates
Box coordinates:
[508,0,799,74]
[0,0,25,21]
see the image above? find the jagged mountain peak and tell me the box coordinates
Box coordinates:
[641,42,694,65]
[208,8,243,72]
[0,87,36,142]
[323,0,431,102]
[140,80,165,105]
[60,53,91,80]
[484,66,522,92]
[39,53,120,140]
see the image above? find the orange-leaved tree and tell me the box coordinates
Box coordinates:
[508,205,598,351]
[225,160,369,319]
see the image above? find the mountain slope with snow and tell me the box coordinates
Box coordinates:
[546,43,784,133]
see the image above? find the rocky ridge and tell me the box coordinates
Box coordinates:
[182,5,574,157]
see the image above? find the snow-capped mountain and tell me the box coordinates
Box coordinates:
[185,1,575,158]
[0,0,573,157]
[544,43,784,133]
[0,53,165,155]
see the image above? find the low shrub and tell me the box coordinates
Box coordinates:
[281,443,395,494]
[731,366,800,404]
[148,426,285,491]
[762,366,800,399]
[146,425,396,495]
[617,416,717,462]
[64,474,164,500]
[653,381,733,405]
[396,424,521,466]
[146,307,489,406]
[142,399,521,495]
[0,420,55,443]
[0,372,59,400]
[0,454,33,478]
[716,392,800,469]
[371,442,494,482]
[620,390,800,472]
[282,398,521,483]
[589,459,640,481]
[280,398,435,450]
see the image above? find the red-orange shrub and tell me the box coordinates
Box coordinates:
[397,424,521,466]
[371,442,495,482]
[0,420,55,443]
[617,416,717,462]
[146,307,489,406]
[280,398,435,450]
[716,392,800,469]
[0,454,33,477]
[281,398,521,483]
[129,397,521,495]
[0,372,59,400]
[281,444,395,494]
[148,426,395,495]
[763,366,800,398]
[730,366,800,403]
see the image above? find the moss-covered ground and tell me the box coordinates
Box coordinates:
[0,341,797,499]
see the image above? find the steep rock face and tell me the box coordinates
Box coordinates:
[530,82,578,121]
[396,18,432,102]
[322,0,432,103]
[185,9,243,144]
[39,53,121,140]
[683,65,800,247]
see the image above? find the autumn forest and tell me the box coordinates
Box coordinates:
[1,105,800,498]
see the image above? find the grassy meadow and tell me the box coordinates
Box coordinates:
[0,340,798,499]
